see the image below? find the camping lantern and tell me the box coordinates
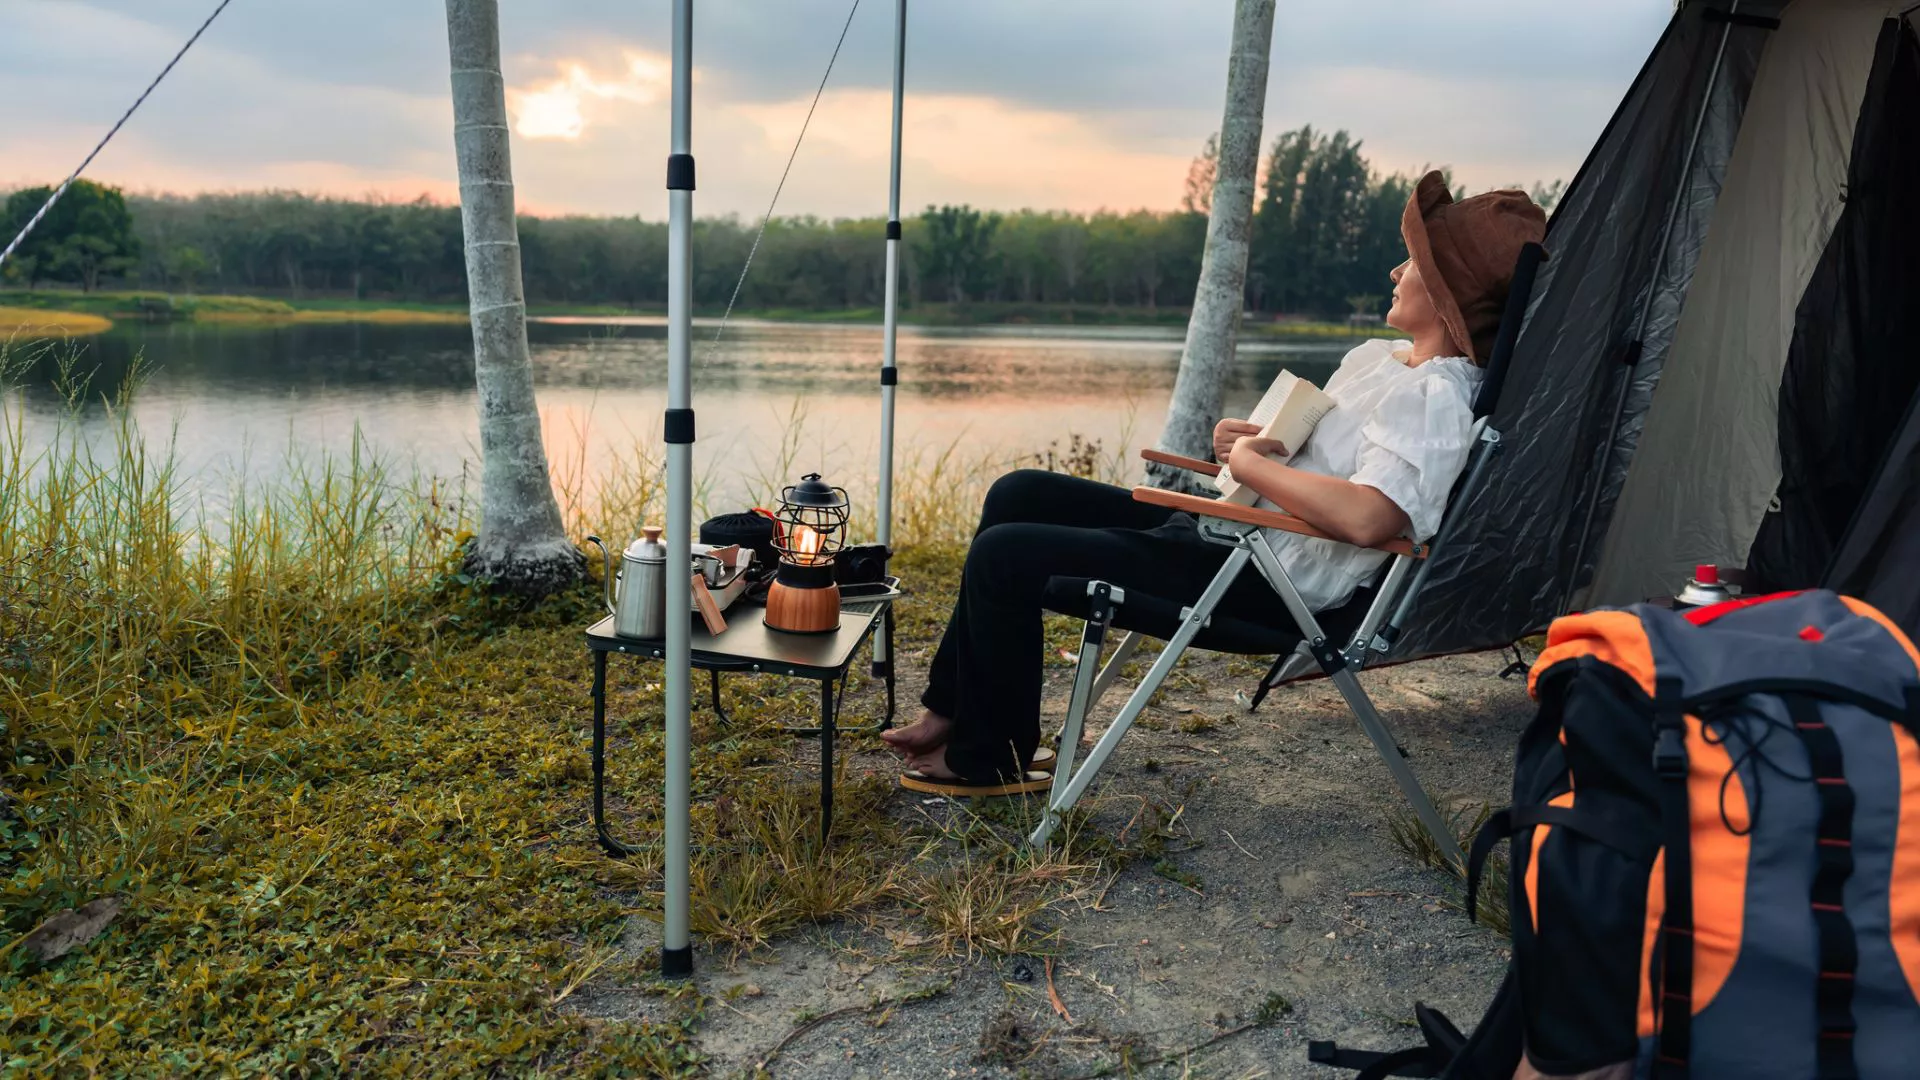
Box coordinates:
[763,473,848,634]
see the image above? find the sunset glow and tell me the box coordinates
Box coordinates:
[507,53,671,141]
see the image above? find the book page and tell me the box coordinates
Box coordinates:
[1244,371,1300,429]
[1213,371,1335,506]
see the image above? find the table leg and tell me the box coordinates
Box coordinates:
[591,651,643,858]
[819,678,836,844]
[709,668,732,726]
[882,605,897,729]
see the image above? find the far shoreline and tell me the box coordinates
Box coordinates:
[0,288,1378,340]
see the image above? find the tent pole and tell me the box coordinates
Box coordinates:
[660,0,695,980]
[875,0,905,675]
[1568,0,1740,602]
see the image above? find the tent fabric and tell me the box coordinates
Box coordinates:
[1394,0,1920,658]
[1590,0,1890,606]
[1749,17,1920,591]
[1823,15,1920,631]
[1392,3,1771,659]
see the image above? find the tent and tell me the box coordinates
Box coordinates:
[1401,0,1920,660]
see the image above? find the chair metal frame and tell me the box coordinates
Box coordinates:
[1027,243,1547,861]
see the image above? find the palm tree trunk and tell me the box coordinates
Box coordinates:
[445,0,582,594]
[1145,0,1275,491]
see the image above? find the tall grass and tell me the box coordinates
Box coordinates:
[0,338,1129,1073]
[2,342,477,923]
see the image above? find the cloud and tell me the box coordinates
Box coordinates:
[0,0,1679,216]
[508,54,671,141]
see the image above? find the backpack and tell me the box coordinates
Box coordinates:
[1309,589,1920,1079]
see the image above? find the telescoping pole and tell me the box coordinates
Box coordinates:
[874,0,905,679]
[660,0,696,979]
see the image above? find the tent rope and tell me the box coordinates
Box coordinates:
[0,0,238,273]
[708,0,862,350]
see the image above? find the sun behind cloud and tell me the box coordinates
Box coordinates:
[507,52,671,141]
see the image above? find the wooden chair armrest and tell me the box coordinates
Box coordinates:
[1139,448,1222,478]
[1132,485,1426,559]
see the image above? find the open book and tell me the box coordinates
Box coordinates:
[1213,370,1336,506]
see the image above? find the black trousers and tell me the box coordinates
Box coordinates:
[921,469,1284,782]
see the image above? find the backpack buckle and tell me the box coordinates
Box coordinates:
[1653,720,1688,779]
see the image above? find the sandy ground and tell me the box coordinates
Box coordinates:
[574,640,1534,1078]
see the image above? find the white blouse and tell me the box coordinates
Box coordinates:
[1251,338,1482,613]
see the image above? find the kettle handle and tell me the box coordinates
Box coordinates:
[584,536,615,616]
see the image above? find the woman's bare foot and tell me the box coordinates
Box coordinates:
[902,745,962,780]
[880,710,951,757]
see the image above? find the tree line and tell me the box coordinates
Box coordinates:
[2,128,1560,319]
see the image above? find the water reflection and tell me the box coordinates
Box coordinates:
[8,318,1355,510]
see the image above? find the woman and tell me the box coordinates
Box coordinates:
[884,171,1546,794]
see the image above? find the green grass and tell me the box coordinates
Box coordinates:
[0,288,1375,337]
[0,289,296,318]
[0,338,1128,1074]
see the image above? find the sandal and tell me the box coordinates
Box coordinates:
[883,743,1056,771]
[900,770,1052,797]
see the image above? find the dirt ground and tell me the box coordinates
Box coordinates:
[573,639,1534,1078]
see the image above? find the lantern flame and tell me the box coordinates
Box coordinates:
[791,524,823,565]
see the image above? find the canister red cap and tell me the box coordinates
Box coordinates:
[1695,564,1719,585]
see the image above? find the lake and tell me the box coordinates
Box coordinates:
[7,317,1355,514]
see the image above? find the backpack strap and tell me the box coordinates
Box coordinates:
[1307,1038,1447,1078]
[1788,694,1861,1080]
[1305,1004,1467,1079]
[1653,676,1694,1078]
[1465,805,1657,925]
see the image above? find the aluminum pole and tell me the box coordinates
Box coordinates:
[1566,1,1739,604]
[874,0,906,679]
[660,0,695,980]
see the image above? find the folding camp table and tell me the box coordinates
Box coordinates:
[1028,244,1548,864]
[585,585,896,857]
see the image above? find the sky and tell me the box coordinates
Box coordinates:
[0,1,1677,221]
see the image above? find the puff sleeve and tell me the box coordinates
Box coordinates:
[1347,371,1477,542]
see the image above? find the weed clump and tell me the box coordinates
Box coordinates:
[1386,800,1510,936]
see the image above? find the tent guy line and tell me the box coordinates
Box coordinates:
[0,0,237,273]
[708,0,865,353]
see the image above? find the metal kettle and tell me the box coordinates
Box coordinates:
[586,526,669,639]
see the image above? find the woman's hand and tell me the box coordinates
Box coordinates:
[1213,418,1263,462]
[1228,435,1289,472]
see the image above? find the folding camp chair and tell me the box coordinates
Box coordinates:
[1027,243,1547,861]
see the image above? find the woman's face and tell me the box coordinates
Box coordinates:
[1386,258,1440,338]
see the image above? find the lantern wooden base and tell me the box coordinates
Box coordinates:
[764,580,841,634]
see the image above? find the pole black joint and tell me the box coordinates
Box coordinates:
[880,367,898,386]
[666,153,696,191]
[885,219,902,240]
[660,945,693,978]
[664,408,696,445]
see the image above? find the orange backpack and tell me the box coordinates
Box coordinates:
[1314,589,1920,1079]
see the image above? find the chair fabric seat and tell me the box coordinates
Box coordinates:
[1040,575,1377,657]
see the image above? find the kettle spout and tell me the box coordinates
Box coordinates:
[584,536,615,615]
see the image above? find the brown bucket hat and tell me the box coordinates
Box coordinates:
[1400,170,1547,365]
